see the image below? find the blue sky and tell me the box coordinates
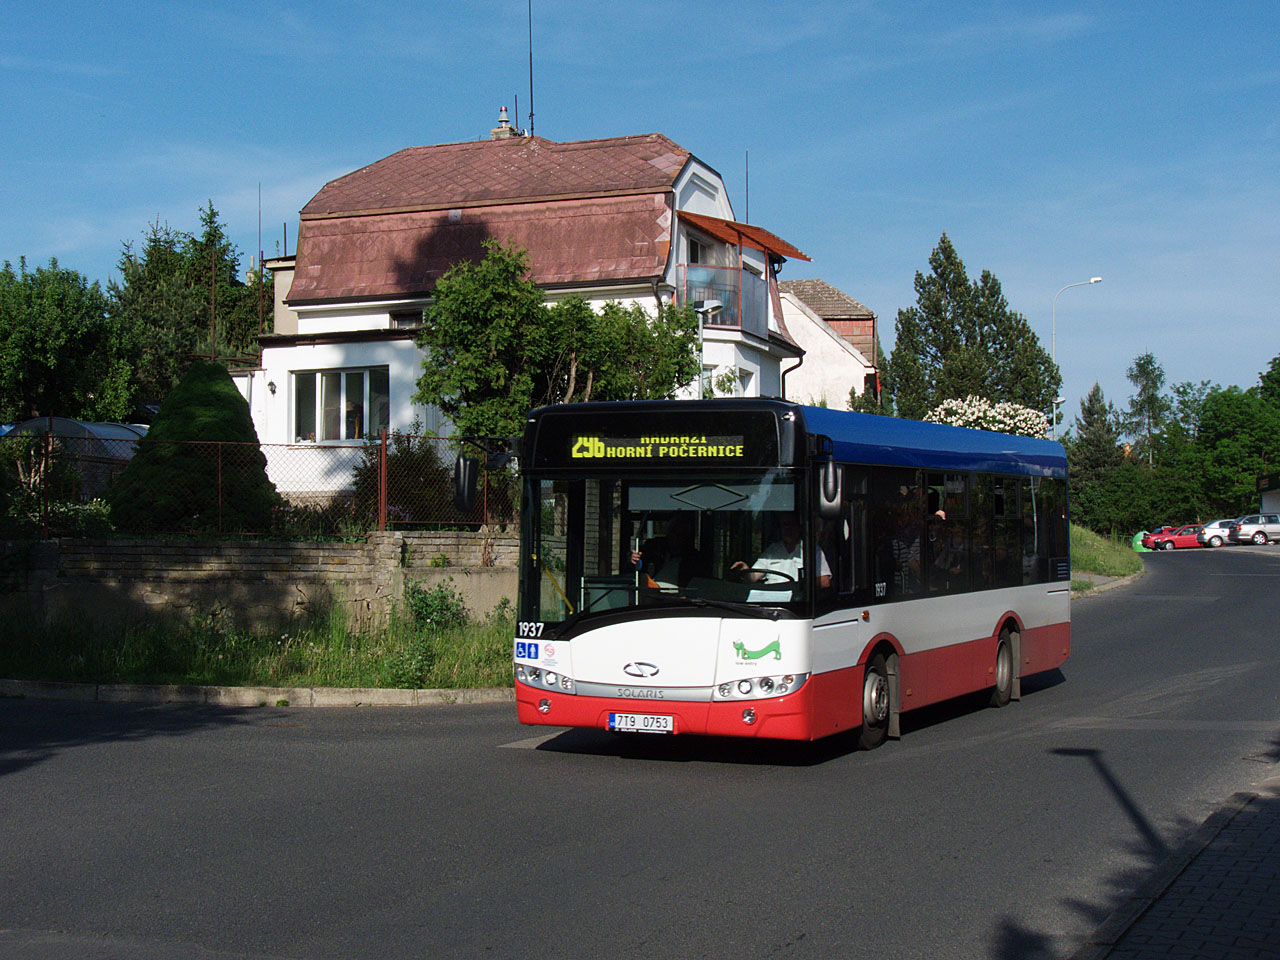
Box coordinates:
[2,1,1276,425]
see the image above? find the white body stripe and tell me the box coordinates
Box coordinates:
[515,583,1067,688]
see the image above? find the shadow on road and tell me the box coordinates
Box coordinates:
[533,668,1069,768]
[984,737,1280,959]
[0,698,253,778]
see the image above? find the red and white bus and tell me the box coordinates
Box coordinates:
[513,399,1069,746]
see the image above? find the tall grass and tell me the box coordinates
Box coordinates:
[1071,522,1144,578]
[0,596,515,690]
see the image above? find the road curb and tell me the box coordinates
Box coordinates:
[0,677,514,708]
[1072,567,1145,598]
[1068,788,1262,960]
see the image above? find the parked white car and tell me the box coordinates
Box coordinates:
[1196,518,1238,547]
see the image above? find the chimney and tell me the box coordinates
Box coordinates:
[490,105,519,140]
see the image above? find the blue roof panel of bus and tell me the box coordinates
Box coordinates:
[799,406,1067,478]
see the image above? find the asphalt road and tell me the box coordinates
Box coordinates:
[2,545,1279,960]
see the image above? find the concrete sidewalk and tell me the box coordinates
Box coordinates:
[0,678,513,707]
[1073,776,1280,959]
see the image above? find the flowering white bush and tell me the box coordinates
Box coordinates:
[925,396,1049,438]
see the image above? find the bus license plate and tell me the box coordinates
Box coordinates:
[608,713,674,734]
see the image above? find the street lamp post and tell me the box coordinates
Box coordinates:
[1050,277,1102,439]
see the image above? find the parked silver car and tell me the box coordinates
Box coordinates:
[1228,514,1280,544]
[1197,518,1238,547]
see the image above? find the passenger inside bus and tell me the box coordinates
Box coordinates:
[730,513,832,589]
[630,513,710,588]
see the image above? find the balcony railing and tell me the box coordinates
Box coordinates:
[679,265,769,340]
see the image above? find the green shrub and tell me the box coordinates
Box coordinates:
[405,579,469,629]
[108,360,281,532]
[387,639,435,688]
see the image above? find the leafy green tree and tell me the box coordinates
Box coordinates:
[0,257,133,422]
[1123,352,1172,466]
[848,340,891,414]
[1197,385,1280,514]
[887,233,1059,420]
[1168,379,1213,442]
[414,241,699,438]
[108,360,280,532]
[109,204,271,410]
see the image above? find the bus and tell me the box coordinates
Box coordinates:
[513,399,1069,746]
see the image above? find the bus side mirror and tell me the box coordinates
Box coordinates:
[819,461,842,520]
[454,456,480,513]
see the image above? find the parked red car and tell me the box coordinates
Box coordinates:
[1143,524,1204,550]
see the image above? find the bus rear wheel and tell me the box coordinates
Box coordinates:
[859,653,891,750]
[988,632,1014,708]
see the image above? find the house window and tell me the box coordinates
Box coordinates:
[390,308,422,329]
[293,367,389,442]
[688,237,706,264]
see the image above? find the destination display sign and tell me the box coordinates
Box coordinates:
[529,407,786,469]
[571,435,746,461]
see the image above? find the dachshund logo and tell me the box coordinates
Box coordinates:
[733,640,782,661]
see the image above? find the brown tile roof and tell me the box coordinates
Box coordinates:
[777,278,875,319]
[289,194,674,303]
[288,134,693,303]
[301,134,691,218]
[779,277,879,365]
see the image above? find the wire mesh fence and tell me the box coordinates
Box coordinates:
[0,431,517,539]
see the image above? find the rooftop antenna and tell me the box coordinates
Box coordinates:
[257,183,264,340]
[527,0,535,135]
[745,150,750,224]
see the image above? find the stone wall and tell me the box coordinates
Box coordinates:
[0,530,518,631]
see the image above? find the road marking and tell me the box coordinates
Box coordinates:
[1050,717,1280,733]
[499,733,562,749]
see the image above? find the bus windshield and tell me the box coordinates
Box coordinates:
[520,469,825,625]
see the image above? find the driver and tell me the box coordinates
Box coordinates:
[731,513,832,589]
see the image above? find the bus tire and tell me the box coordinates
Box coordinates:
[989,632,1014,708]
[859,652,891,750]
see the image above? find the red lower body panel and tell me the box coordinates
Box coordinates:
[516,678,831,741]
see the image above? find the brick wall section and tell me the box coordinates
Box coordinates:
[0,531,518,631]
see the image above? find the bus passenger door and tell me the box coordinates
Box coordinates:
[811,465,868,734]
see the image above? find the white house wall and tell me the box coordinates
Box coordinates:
[778,292,874,408]
[293,302,422,336]
[673,159,735,220]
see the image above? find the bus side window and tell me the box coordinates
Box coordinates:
[840,468,869,597]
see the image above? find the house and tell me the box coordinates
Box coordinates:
[777,278,880,409]
[240,113,811,484]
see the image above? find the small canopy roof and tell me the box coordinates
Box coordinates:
[7,418,148,441]
[678,211,811,262]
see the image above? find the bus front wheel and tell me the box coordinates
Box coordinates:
[859,653,891,750]
[988,632,1014,708]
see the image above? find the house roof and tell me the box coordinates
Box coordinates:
[301,134,691,219]
[679,212,811,262]
[777,278,874,319]
[289,134,694,303]
[779,277,879,366]
[289,193,676,303]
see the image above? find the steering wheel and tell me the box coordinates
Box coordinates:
[737,567,796,584]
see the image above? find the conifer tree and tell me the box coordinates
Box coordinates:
[888,233,1059,420]
[1123,352,1171,466]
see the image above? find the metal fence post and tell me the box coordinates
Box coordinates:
[378,429,388,532]
[41,428,51,538]
[217,442,224,534]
